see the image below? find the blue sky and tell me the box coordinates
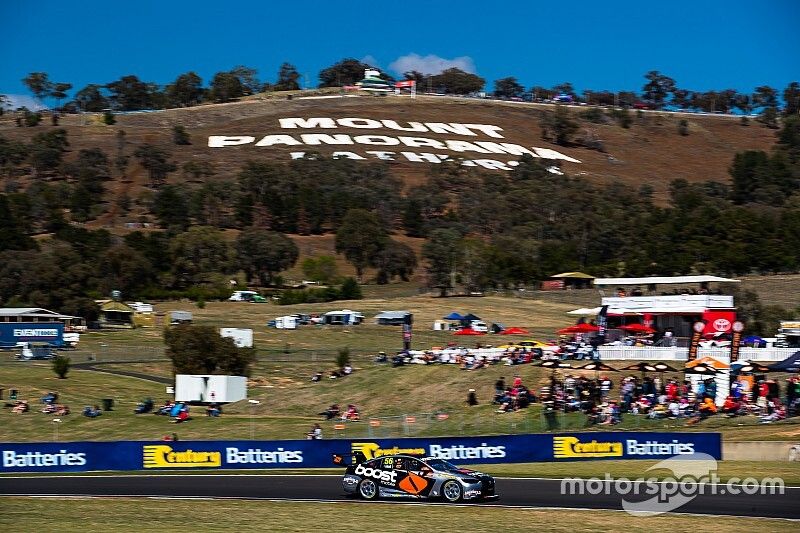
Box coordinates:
[1,0,798,99]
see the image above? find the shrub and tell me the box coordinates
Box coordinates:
[335,347,351,369]
[103,111,116,125]
[678,119,690,136]
[52,354,71,379]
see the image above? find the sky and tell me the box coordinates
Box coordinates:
[1,0,798,100]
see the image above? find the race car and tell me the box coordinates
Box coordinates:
[336,453,498,502]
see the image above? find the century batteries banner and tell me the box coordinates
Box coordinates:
[0,432,722,473]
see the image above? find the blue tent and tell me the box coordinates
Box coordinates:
[768,351,800,372]
[443,312,464,320]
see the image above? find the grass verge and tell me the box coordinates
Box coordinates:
[0,497,794,532]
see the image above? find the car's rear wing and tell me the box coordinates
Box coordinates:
[332,451,368,466]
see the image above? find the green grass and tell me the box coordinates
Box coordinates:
[0,498,793,532]
[2,362,800,443]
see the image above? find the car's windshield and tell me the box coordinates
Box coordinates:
[425,459,460,472]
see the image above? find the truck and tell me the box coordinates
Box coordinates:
[776,321,800,348]
[228,290,267,303]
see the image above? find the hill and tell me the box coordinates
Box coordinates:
[0,94,778,213]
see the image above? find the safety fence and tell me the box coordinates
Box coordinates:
[0,431,722,473]
[318,410,797,439]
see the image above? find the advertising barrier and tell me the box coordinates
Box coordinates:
[0,432,722,473]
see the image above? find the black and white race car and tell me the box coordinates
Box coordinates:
[336,453,498,502]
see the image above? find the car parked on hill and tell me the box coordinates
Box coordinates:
[336,453,498,502]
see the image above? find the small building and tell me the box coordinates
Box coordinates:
[0,307,83,330]
[97,301,136,329]
[170,311,193,325]
[545,272,596,290]
[374,310,411,326]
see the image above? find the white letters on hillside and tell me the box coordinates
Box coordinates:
[209,117,581,171]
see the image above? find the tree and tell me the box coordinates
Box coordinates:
[74,84,109,112]
[50,82,72,109]
[671,88,691,109]
[301,255,338,284]
[235,228,299,286]
[642,71,676,109]
[172,125,191,145]
[0,194,37,251]
[319,58,375,87]
[230,65,262,95]
[169,226,231,286]
[552,82,576,97]
[182,160,214,181]
[757,106,780,129]
[752,85,778,111]
[209,71,244,102]
[152,184,190,230]
[22,72,53,102]
[783,82,800,116]
[338,277,362,300]
[52,354,70,379]
[335,209,388,280]
[274,62,301,91]
[422,229,462,297]
[430,68,484,95]
[374,241,417,284]
[106,75,153,110]
[165,324,255,376]
[493,77,524,98]
[133,144,176,187]
[29,128,69,173]
[166,71,204,107]
[540,106,579,145]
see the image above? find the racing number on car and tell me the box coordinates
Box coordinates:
[398,472,429,495]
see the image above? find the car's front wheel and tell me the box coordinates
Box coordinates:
[358,478,379,500]
[441,480,463,502]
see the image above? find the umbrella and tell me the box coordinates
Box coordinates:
[730,361,772,374]
[767,351,800,373]
[620,362,658,373]
[683,363,719,375]
[453,328,486,336]
[619,323,656,334]
[651,362,680,372]
[576,361,618,372]
[443,312,464,320]
[743,335,764,346]
[539,360,573,369]
[461,313,481,322]
[557,323,599,335]
[500,327,530,335]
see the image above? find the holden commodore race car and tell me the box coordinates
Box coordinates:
[335,453,498,502]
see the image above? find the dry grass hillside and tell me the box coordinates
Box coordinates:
[1,95,777,210]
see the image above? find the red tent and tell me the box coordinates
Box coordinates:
[500,327,530,335]
[453,328,486,336]
[619,323,656,334]
[557,323,599,334]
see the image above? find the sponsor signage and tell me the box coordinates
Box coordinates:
[0,322,64,347]
[208,117,582,172]
[0,433,721,473]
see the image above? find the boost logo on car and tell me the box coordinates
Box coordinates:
[355,463,398,485]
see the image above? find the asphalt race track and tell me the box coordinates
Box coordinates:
[0,475,798,519]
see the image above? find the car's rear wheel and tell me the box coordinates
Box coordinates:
[441,480,462,502]
[358,478,379,500]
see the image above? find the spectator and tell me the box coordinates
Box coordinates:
[134,398,154,414]
[311,372,323,382]
[206,403,221,417]
[319,404,340,420]
[307,423,322,440]
[722,395,741,416]
[466,389,478,406]
[82,405,102,418]
[12,400,29,414]
[342,404,360,421]
[55,404,70,416]
[174,405,190,423]
[343,364,353,375]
